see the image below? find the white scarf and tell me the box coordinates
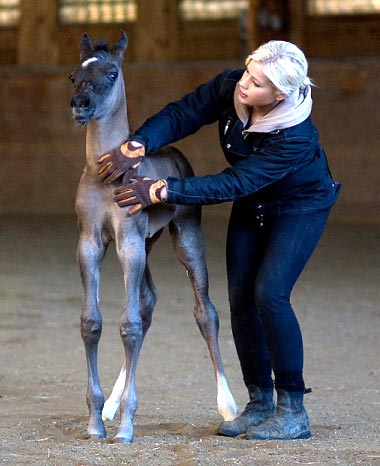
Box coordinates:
[234,84,313,134]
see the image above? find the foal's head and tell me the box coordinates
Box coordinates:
[69,31,128,126]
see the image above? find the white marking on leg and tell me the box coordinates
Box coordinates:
[216,374,238,421]
[82,57,98,68]
[102,365,126,421]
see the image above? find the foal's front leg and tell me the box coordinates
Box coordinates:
[113,234,147,443]
[102,264,157,423]
[77,231,108,439]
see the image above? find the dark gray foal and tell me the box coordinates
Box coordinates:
[69,32,237,443]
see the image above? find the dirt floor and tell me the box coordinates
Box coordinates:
[0,211,379,466]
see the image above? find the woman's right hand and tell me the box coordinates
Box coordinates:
[98,140,145,184]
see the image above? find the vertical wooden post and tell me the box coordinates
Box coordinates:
[247,0,306,51]
[289,0,305,48]
[134,0,178,62]
[17,0,59,65]
[246,0,260,52]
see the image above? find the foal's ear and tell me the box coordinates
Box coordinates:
[112,30,128,64]
[80,33,94,62]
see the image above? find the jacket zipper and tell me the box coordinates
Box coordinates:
[224,118,233,135]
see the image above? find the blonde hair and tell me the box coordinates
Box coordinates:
[246,41,312,95]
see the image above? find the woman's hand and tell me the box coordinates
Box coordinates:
[113,176,167,215]
[98,140,145,184]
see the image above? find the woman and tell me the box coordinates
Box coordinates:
[98,41,341,440]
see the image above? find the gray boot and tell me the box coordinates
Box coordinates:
[245,389,311,440]
[217,385,275,437]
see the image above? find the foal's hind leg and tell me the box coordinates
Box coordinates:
[169,208,237,421]
[77,230,108,439]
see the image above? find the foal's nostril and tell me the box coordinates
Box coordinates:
[71,94,91,109]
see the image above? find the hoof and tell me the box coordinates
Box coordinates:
[89,435,107,442]
[112,435,133,444]
[217,420,245,437]
[86,424,107,440]
[84,431,107,440]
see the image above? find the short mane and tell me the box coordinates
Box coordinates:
[93,40,109,53]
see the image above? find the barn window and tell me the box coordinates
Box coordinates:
[179,0,249,20]
[0,0,20,27]
[308,0,380,15]
[58,0,137,25]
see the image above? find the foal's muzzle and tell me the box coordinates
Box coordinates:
[71,93,93,125]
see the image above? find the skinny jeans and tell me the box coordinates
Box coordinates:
[226,200,330,392]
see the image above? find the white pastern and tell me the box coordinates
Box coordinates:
[216,375,238,421]
[102,398,121,421]
[102,365,126,421]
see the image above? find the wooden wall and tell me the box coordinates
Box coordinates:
[0,58,379,222]
[304,15,380,57]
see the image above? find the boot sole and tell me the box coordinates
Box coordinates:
[216,428,244,437]
[247,430,311,440]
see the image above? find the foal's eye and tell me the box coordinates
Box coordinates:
[108,71,118,82]
[69,74,76,84]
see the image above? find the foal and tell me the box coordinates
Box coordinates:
[69,31,237,443]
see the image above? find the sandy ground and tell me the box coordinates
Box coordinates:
[0,211,379,466]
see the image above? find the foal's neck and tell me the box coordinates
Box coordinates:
[85,93,130,177]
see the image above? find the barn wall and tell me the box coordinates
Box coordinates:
[1,58,379,222]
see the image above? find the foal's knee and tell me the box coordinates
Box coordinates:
[119,318,143,349]
[81,316,102,344]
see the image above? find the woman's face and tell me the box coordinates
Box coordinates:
[237,59,285,114]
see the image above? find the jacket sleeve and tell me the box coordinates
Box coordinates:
[133,70,238,154]
[166,136,316,205]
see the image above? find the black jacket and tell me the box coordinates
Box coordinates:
[134,69,341,213]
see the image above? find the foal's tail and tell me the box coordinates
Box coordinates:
[165,145,195,179]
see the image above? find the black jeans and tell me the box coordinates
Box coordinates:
[226,201,330,392]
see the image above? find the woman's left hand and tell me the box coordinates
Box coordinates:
[113,176,167,215]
